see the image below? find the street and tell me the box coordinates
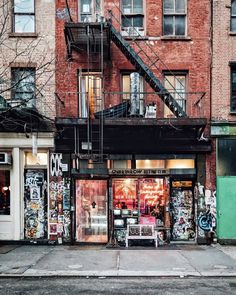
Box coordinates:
[0,277,236,295]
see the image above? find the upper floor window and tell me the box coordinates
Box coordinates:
[231,0,236,31]
[13,0,35,33]
[122,72,144,116]
[78,72,102,118]
[79,0,102,22]
[121,0,144,36]
[163,0,186,36]
[11,68,36,107]
[231,66,236,112]
[164,73,186,117]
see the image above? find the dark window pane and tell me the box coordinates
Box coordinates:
[122,0,132,13]
[231,70,236,111]
[122,16,132,27]
[133,0,143,13]
[164,16,174,35]
[175,15,185,35]
[218,139,236,175]
[232,0,236,15]
[12,68,35,106]
[176,0,185,13]
[133,16,143,27]
[164,0,174,13]
[14,0,34,13]
[0,170,10,215]
[232,17,236,31]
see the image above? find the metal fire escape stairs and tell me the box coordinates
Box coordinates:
[108,12,187,118]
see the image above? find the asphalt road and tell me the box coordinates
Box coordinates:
[0,277,236,295]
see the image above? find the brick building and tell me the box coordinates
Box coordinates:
[0,0,55,241]
[54,0,213,245]
[211,0,236,243]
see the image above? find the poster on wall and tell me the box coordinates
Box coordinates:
[49,153,71,242]
[171,186,195,241]
[24,170,47,239]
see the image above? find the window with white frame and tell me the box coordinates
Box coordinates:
[13,0,35,33]
[11,68,36,107]
[164,73,186,117]
[122,72,144,116]
[231,0,236,31]
[78,72,102,118]
[121,0,144,36]
[231,65,236,112]
[79,0,102,22]
[163,0,186,36]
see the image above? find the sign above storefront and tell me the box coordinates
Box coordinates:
[109,169,169,175]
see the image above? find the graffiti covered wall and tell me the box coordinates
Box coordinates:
[49,153,71,243]
[196,182,216,240]
[24,170,47,239]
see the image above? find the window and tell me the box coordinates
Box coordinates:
[13,0,35,33]
[122,72,144,116]
[232,0,236,31]
[121,0,144,36]
[0,170,10,215]
[11,68,36,107]
[231,66,236,112]
[163,0,186,36]
[78,72,102,118]
[164,73,186,117]
[79,0,102,22]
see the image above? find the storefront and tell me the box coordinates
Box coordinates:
[0,133,54,241]
[72,164,196,246]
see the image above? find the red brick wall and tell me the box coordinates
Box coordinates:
[55,0,214,188]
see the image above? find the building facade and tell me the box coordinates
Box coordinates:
[211,0,236,243]
[0,0,218,245]
[54,0,213,245]
[0,0,55,240]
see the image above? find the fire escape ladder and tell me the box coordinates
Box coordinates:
[109,24,188,118]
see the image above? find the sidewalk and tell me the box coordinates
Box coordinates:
[0,243,236,278]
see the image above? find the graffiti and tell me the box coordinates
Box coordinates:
[196,183,217,239]
[49,177,71,241]
[56,8,72,20]
[24,170,47,239]
[171,189,195,240]
[198,207,216,231]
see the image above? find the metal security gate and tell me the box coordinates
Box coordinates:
[217,176,236,241]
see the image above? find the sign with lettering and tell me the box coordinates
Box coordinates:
[108,169,169,175]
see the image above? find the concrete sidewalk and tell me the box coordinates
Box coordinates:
[0,243,236,277]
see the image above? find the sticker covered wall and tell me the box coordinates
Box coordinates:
[49,153,71,243]
[24,170,47,239]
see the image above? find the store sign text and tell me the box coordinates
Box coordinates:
[109,169,169,175]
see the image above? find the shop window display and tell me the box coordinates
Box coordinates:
[112,178,169,245]
[76,180,108,243]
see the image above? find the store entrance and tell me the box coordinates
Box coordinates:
[76,180,108,243]
[170,180,195,241]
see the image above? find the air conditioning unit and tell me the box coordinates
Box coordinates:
[0,152,12,165]
[122,27,144,37]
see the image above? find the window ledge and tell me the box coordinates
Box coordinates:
[161,35,192,41]
[229,31,236,36]
[9,32,38,38]
[229,111,236,115]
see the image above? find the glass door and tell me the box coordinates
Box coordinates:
[76,180,108,243]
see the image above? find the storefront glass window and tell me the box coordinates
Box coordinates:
[76,180,108,243]
[0,170,10,215]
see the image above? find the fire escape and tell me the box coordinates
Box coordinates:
[56,6,211,163]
